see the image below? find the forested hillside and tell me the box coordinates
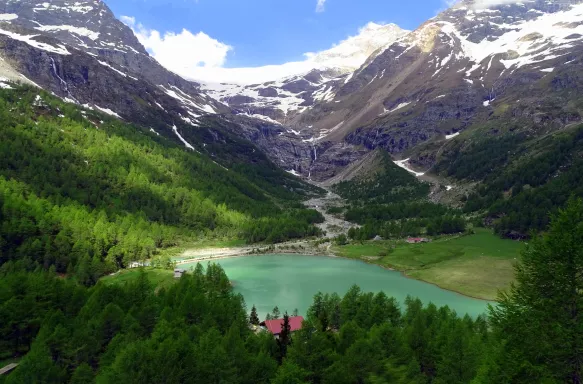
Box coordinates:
[0,85,323,283]
[436,125,583,238]
[333,151,429,204]
[1,199,581,383]
[332,152,466,240]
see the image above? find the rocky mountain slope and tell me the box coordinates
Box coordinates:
[211,0,583,182]
[202,23,408,124]
[0,0,227,120]
[331,0,583,161]
[0,0,312,176]
[1,0,582,187]
[0,0,366,180]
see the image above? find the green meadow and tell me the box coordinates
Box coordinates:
[333,229,524,300]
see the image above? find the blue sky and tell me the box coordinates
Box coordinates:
[106,0,448,83]
[107,0,445,66]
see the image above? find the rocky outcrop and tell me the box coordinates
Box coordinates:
[0,0,227,117]
[2,0,583,185]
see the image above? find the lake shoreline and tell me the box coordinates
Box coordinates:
[175,246,495,302]
[177,252,491,318]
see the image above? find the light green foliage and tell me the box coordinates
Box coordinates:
[0,85,322,281]
[2,206,582,384]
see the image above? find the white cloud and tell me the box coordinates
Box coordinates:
[138,28,232,69]
[121,16,406,85]
[316,0,326,12]
[122,15,232,77]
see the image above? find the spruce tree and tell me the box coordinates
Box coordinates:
[485,197,583,383]
[277,312,292,363]
[250,305,260,325]
[272,306,281,319]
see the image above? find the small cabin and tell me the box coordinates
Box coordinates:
[406,237,429,244]
[174,269,186,278]
[260,316,304,337]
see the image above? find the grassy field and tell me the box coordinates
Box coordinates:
[333,229,525,300]
[101,268,176,291]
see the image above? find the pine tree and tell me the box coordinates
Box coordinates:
[277,312,292,364]
[250,305,260,325]
[485,197,583,383]
[272,306,281,319]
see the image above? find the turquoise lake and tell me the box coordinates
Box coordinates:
[181,254,492,318]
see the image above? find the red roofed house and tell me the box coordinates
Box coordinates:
[261,316,304,337]
[406,237,429,244]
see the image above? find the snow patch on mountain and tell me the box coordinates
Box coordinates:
[306,23,409,72]
[35,24,99,40]
[94,105,121,119]
[394,159,425,177]
[0,28,70,55]
[172,124,196,151]
[33,2,95,14]
[438,3,583,72]
[161,84,217,115]
[0,14,18,21]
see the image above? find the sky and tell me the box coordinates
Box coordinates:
[104,0,452,83]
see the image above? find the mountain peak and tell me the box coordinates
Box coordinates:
[0,0,147,56]
[307,22,409,72]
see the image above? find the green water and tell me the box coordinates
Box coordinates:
[181,254,492,318]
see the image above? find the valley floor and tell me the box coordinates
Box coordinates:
[139,229,522,301]
[330,229,523,301]
[107,180,523,302]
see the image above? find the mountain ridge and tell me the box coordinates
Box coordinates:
[0,0,581,207]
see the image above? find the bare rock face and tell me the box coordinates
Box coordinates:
[197,0,583,182]
[276,0,583,177]
[1,0,582,184]
[258,87,278,97]
[0,0,228,122]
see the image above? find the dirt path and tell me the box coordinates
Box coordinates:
[177,187,355,263]
[176,238,331,265]
[304,190,354,238]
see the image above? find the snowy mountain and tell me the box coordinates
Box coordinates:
[0,0,146,56]
[0,0,227,127]
[275,0,583,178]
[0,0,581,184]
[202,23,408,125]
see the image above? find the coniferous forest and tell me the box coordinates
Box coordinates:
[0,86,323,283]
[437,126,583,238]
[1,82,583,383]
[333,152,467,240]
[1,198,582,383]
